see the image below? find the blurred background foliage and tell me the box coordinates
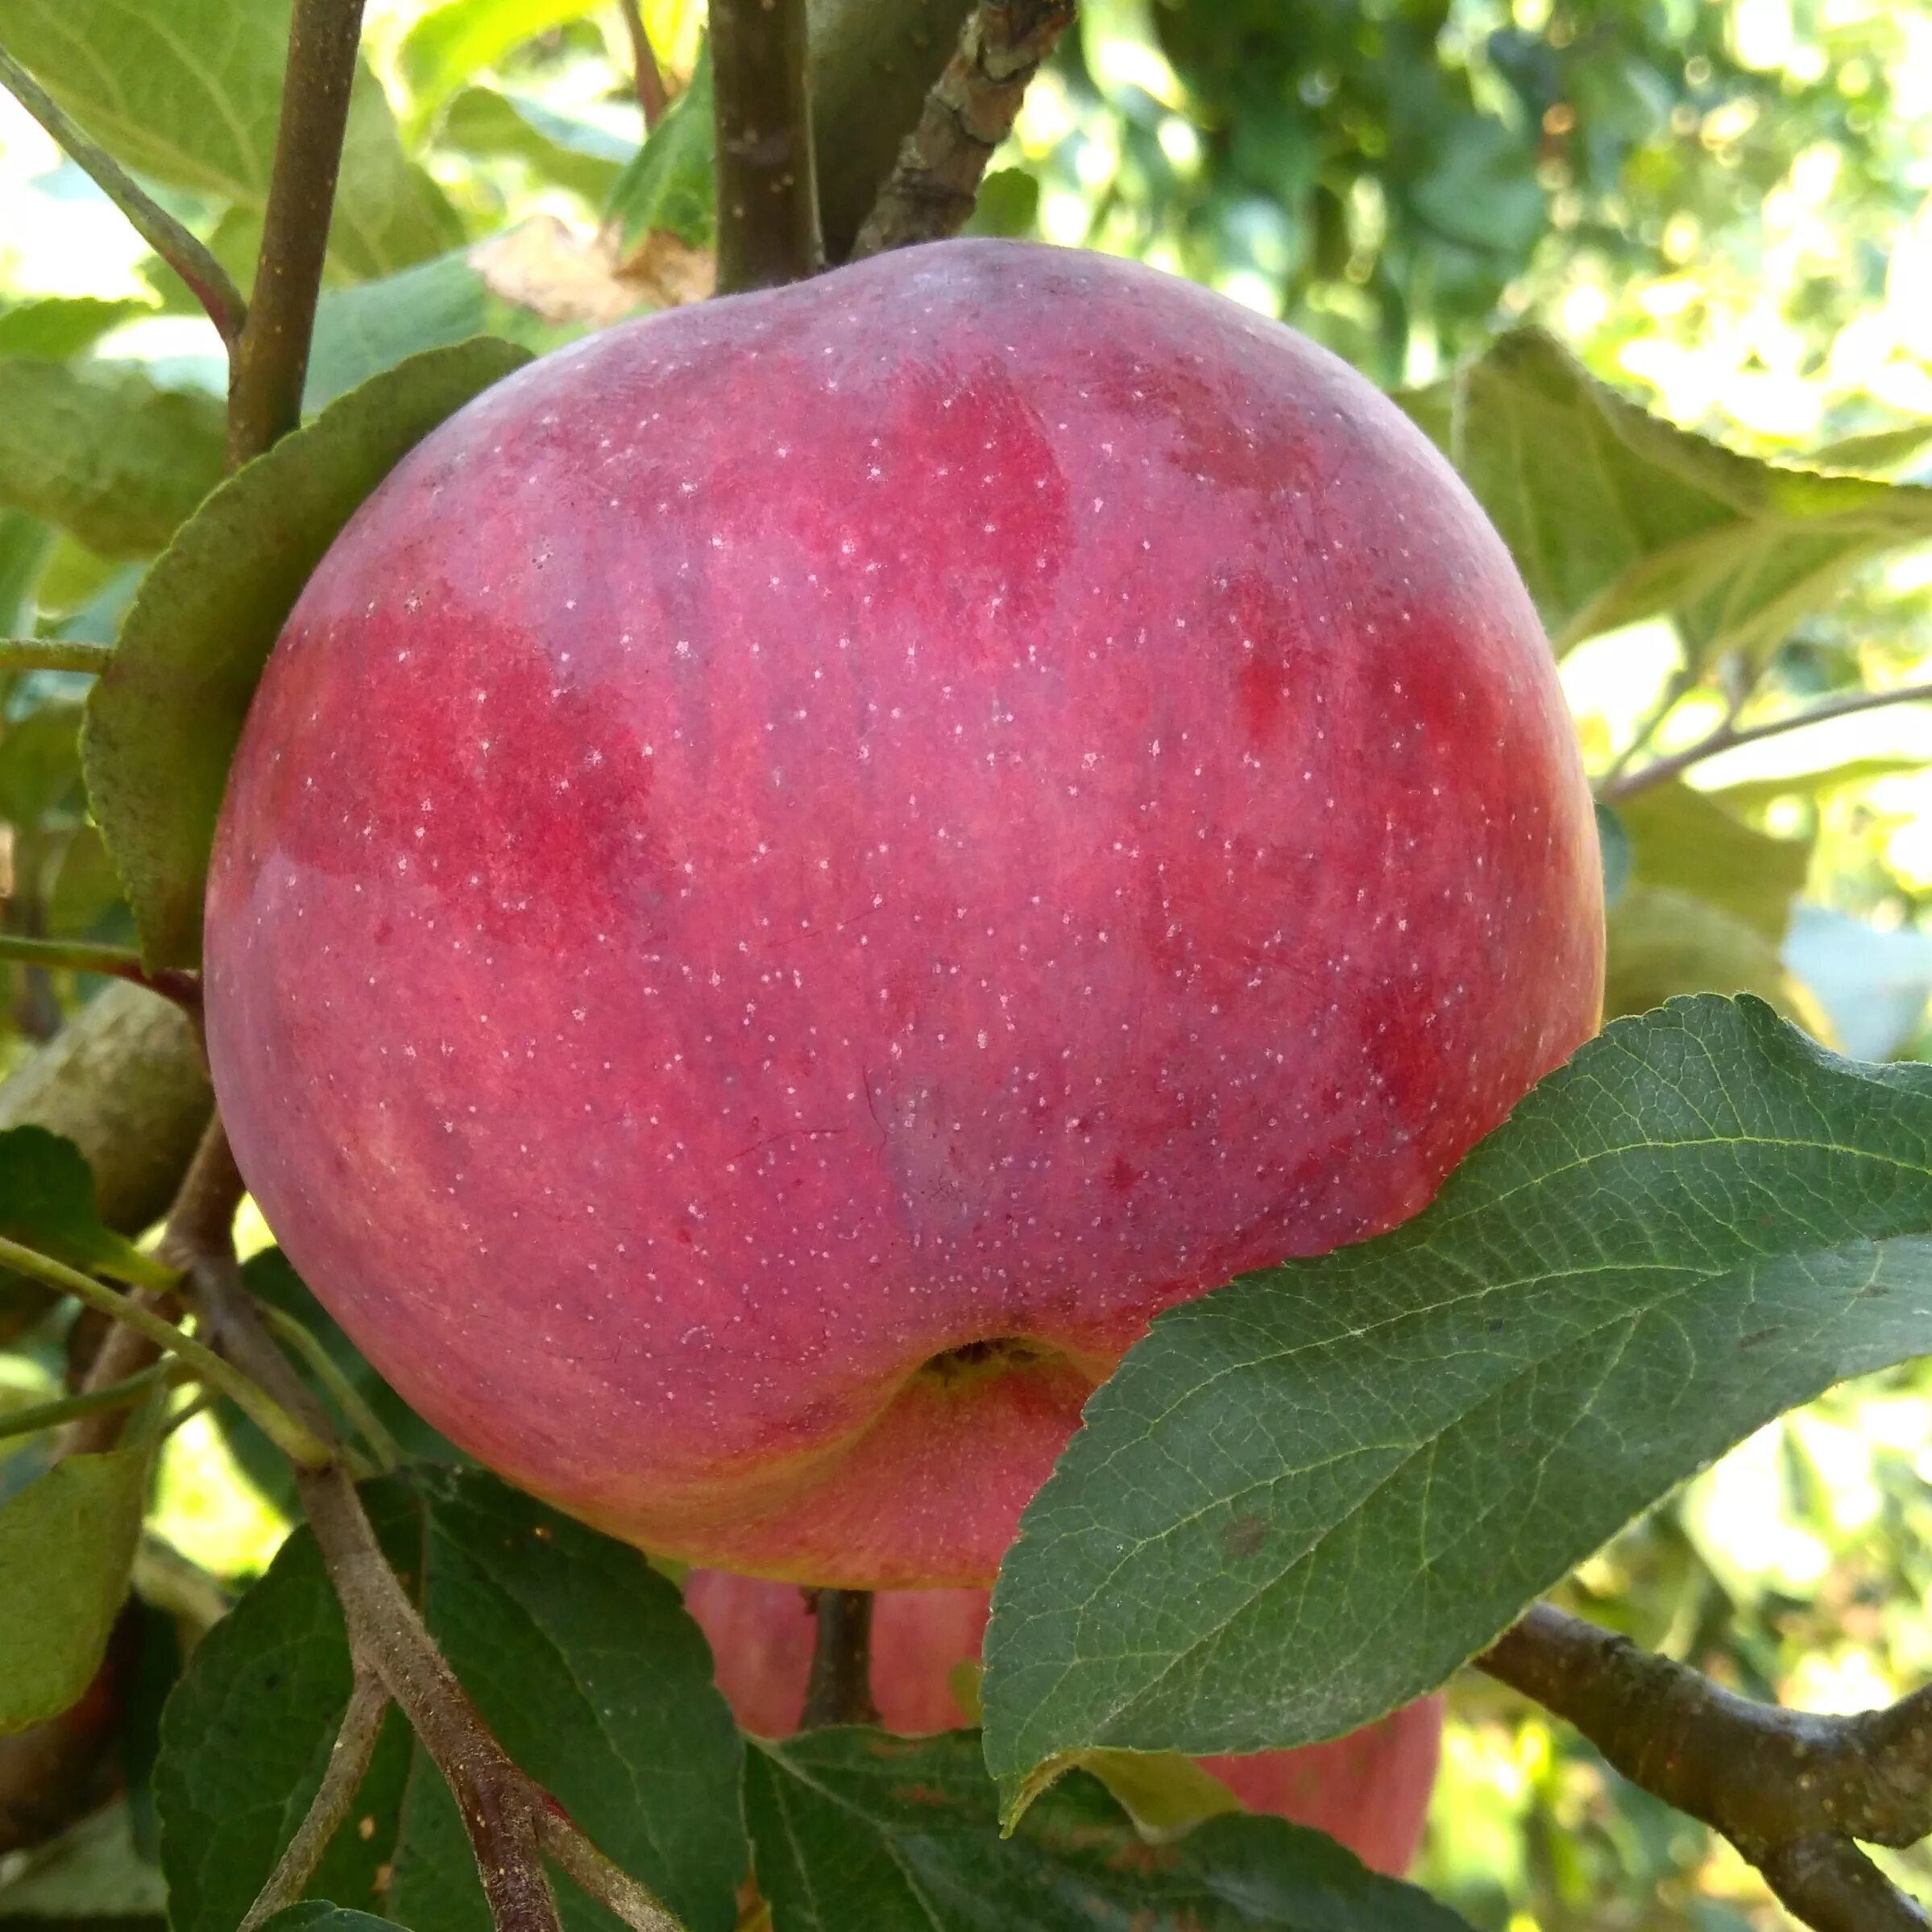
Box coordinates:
[5,0,1932,1926]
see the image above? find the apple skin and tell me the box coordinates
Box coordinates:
[205,238,1603,1587]
[683,1568,1443,1876]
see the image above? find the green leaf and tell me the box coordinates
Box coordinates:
[2,1,461,280]
[1617,781,1810,942]
[607,42,715,251]
[961,169,1041,240]
[82,337,531,970]
[258,1910,413,1932]
[156,1467,746,1932]
[1810,421,1932,476]
[441,88,630,202]
[1709,754,1927,811]
[980,997,1932,1815]
[1399,330,1932,663]
[212,1250,463,1514]
[0,296,152,363]
[400,0,605,127]
[0,1125,172,1291]
[0,699,85,829]
[305,252,575,414]
[746,1728,1471,1931]
[1594,800,1631,909]
[0,1444,151,1735]
[0,362,225,558]
[0,513,56,635]
[1604,886,1820,1029]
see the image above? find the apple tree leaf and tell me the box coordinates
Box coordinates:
[2,0,460,280]
[82,336,532,971]
[1603,886,1822,1030]
[606,43,715,252]
[439,89,630,204]
[0,296,153,363]
[0,1444,152,1735]
[259,1911,413,1932]
[1615,781,1810,943]
[1398,329,1932,664]
[0,362,225,560]
[399,0,605,129]
[0,1125,174,1293]
[746,1727,1472,1931]
[981,996,1932,1818]
[155,1467,746,1932]
[305,254,574,413]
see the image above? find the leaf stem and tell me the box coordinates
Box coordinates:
[0,44,247,347]
[851,1,1075,258]
[800,1589,880,1729]
[239,1669,392,1932]
[1599,680,1932,802]
[0,1233,330,1468]
[0,637,114,677]
[227,0,368,466]
[1480,1602,1932,1932]
[0,935,203,1017]
[711,0,823,292]
[0,1362,183,1445]
[259,1299,402,1473]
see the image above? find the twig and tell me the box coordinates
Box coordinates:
[0,935,201,1018]
[0,1232,330,1467]
[227,0,367,466]
[0,44,247,346]
[799,1590,880,1729]
[240,1670,392,1932]
[1599,679,1932,802]
[616,0,669,130]
[851,0,1074,258]
[0,638,114,677]
[0,1362,181,1445]
[174,1142,683,1932]
[1479,1603,1932,1932]
[711,0,823,293]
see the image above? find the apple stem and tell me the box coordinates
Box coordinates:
[226,0,368,469]
[1480,1602,1932,1932]
[799,1588,882,1729]
[0,44,247,348]
[850,1,1077,259]
[711,0,824,293]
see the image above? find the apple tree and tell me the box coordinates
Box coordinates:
[3,5,1932,1932]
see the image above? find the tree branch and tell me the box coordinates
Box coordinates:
[1598,680,1932,803]
[799,1589,880,1729]
[711,0,823,292]
[170,1140,682,1932]
[0,637,114,676]
[227,0,367,466]
[850,0,1073,258]
[240,1669,391,1932]
[1479,1603,1932,1932]
[616,0,669,131]
[0,44,247,346]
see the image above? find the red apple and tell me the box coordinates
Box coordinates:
[683,1568,1443,1876]
[205,238,1602,1587]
